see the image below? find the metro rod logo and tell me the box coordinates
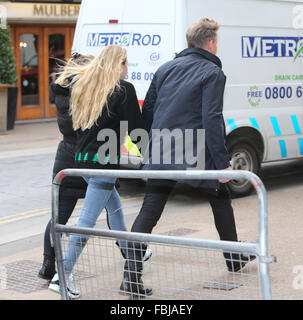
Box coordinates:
[242,36,303,61]
[87,32,161,47]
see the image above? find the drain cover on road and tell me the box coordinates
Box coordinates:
[203,281,243,291]
[2,260,48,293]
[162,228,199,236]
[1,260,92,294]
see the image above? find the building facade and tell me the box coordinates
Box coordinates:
[1,0,81,120]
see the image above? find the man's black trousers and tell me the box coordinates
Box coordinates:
[124,179,239,277]
[132,179,238,242]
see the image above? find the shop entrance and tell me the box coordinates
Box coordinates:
[10,25,75,120]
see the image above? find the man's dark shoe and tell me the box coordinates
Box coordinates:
[226,253,256,272]
[38,258,56,280]
[120,273,152,297]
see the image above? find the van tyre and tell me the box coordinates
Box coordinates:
[227,142,260,197]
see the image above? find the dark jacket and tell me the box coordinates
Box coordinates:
[75,80,146,169]
[142,48,231,189]
[51,83,87,198]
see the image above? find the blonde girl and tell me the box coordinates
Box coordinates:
[49,46,149,299]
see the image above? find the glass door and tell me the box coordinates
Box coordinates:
[13,25,76,120]
[43,27,72,118]
[16,27,43,119]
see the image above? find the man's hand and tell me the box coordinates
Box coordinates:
[219,166,233,183]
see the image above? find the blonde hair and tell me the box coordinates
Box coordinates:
[186,18,219,49]
[55,52,95,87]
[69,45,127,131]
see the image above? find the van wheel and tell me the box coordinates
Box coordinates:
[227,142,260,197]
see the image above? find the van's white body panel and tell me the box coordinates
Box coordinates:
[73,0,303,163]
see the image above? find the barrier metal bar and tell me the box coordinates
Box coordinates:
[55,225,259,254]
[52,169,273,300]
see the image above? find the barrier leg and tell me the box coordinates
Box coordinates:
[255,179,272,300]
[51,183,69,300]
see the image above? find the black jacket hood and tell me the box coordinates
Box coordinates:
[51,83,70,97]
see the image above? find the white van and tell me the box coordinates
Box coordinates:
[72,0,303,196]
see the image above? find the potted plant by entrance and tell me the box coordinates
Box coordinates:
[0,24,18,132]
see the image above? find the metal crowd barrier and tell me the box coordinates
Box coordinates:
[51,169,275,300]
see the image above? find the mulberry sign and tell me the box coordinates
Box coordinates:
[4,2,80,21]
[33,4,80,17]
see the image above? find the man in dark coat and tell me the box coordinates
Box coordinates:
[121,18,255,296]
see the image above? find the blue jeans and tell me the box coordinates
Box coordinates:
[63,177,127,275]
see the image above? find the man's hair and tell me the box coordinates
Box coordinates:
[186,18,219,49]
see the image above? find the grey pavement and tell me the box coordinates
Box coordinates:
[0,121,303,300]
[0,121,59,244]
